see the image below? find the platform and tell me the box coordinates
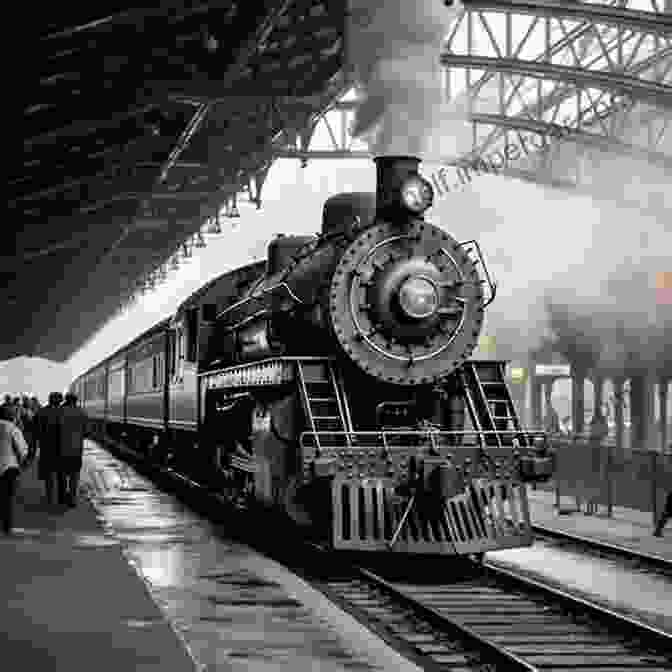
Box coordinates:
[527,488,672,562]
[0,461,198,672]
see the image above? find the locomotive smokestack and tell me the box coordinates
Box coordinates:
[375,155,421,220]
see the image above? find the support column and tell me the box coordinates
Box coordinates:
[659,379,669,451]
[593,376,605,420]
[531,378,543,429]
[613,378,625,460]
[572,370,586,435]
[543,378,560,433]
[630,372,656,451]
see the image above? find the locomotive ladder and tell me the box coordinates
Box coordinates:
[459,361,529,448]
[296,359,352,451]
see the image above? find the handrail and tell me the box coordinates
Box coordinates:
[456,239,497,308]
[299,428,546,447]
[215,281,305,321]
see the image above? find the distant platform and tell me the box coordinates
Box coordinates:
[527,488,672,562]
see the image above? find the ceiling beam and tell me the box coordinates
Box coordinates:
[440,54,672,107]
[156,0,297,182]
[459,0,672,35]
[469,112,672,170]
[23,103,159,149]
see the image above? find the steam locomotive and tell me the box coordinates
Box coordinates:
[71,156,553,556]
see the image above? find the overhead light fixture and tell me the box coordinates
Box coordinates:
[226,195,240,218]
[211,215,223,234]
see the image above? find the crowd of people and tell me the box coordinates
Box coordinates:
[0,391,88,536]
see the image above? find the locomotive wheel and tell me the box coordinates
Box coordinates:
[329,219,484,384]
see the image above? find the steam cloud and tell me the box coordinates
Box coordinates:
[346,0,473,159]
[346,2,671,377]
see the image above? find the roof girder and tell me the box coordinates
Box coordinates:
[459,0,671,36]
[442,54,672,106]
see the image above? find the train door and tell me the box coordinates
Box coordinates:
[168,312,198,433]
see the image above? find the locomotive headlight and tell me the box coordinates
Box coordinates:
[398,276,439,319]
[400,175,434,214]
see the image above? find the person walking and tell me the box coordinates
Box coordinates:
[59,393,88,508]
[36,392,66,506]
[653,491,671,537]
[21,397,38,463]
[12,398,25,433]
[0,405,29,535]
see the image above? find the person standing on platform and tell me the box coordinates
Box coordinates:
[653,491,671,537]
[585,410,609,515]
[0,405,29,535]
[12,398,25,432]
[37,392,66,506]
[21,397,38,463]
[59,393,88,508]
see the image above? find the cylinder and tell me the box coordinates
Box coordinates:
[374,156,421,220]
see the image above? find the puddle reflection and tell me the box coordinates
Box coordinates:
[82,443,405,672]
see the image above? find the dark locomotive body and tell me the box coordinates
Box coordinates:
[72,156,553,556]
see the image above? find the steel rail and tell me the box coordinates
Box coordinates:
[481,559,672,650]
[531,523,672,573]
[352,564,538,670]
[459,0,672,36]
[98,436,672,670]
[440,54,672,107]
[350,560,671,670]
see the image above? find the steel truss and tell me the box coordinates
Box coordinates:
[135,2,672,300]
[440,0,671,198]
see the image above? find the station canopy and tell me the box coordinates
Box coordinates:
[8,1,346,362]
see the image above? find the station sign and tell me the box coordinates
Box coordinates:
[508,367,527,384]
[534,364,571,377]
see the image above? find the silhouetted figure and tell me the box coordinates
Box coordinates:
[653,491,671,537]
[59,393,88,508]
[0,405,29,535]
[21,397,38,463]
[582,411,609,515]
[37,392,66,505]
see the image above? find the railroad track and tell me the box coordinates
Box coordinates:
[530,523,672,575]
[314,554,672,671]
[95,438,672,670]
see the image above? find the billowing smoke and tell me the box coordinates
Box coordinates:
[346,0,472,158]
[546,267,672,378]
[345,1,671,377]
[427,179,672,372]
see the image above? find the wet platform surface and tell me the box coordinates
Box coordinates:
[489,489,672,632]
[0,456,198,672]
[80,442,423,672]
